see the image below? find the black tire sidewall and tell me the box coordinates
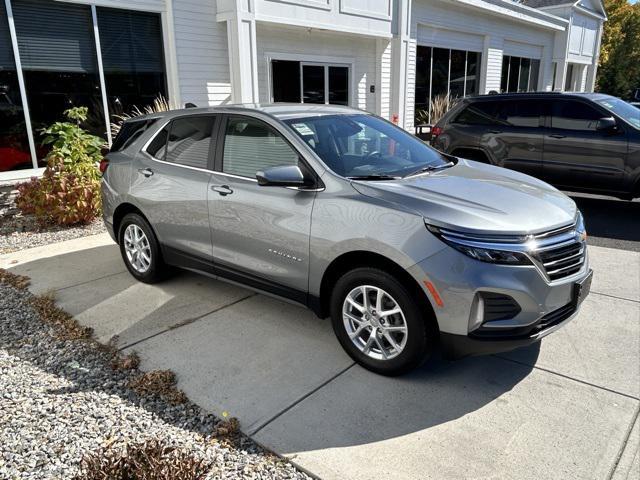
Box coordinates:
[330,268,432,376]
[118,213,165,283]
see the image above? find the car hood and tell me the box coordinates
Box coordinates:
[351,159,577,235]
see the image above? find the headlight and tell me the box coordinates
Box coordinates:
[427,224,533,265]
[576,211,587,242]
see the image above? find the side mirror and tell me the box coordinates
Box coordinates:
[256,165,306,187]
[596,117,617,133]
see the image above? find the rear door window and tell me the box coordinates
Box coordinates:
[497,100,543,128]
[551,100,603,131]
[165,116,216,170]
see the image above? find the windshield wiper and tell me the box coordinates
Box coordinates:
[347,174,400,181]
[404,161,454,178]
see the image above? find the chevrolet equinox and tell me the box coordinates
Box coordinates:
[101,104,592,376]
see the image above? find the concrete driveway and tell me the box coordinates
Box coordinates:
[1,233,638,480]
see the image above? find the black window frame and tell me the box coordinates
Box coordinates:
[214,113,321,188]
[143,113,220,171]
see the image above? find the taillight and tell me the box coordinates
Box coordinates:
[99,158,109,174]
[431,126,443,137]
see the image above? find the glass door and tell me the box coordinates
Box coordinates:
[300,63,349,105]
[301,64,325,104]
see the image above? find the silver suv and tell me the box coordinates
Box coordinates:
[101,104,592,376]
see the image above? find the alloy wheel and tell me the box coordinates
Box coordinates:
[123,224,152,273]
[342,285,408,361]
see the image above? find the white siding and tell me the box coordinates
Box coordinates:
[255,23,377,112]
[377,39,392,119]
[404,38,416,130]
[503,40,543,59]
[417,25,483,52]
[173,0,231,106]
[412,0,555,98]
[567,12,598,63]
[485,43,504,93]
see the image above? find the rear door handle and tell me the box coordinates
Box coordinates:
[211,185,233,196]
[138,168,154,177]
[548,134,566,139]
[488,129,502,134]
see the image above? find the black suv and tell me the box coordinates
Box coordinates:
[432,93,640,199]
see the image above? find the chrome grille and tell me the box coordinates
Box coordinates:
[532,234,586,281]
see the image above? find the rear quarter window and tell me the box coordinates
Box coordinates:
[454,101,501,125]
[111,118,158,152]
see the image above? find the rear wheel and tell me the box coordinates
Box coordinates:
[118,213,169,283]
[330,268,434,376]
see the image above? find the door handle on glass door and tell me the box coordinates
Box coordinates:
[138,168,154,177]
[211,185,233,196]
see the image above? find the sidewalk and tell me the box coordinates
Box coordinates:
[2,233,638,480]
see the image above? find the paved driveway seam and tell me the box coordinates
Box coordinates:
[591,290,640,304]
[493,354,640,401]
[607,403,640,480]
[249,362,356,436]
[53,271,126,293]
[118,293,257,351]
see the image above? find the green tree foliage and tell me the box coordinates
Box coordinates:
[597,0,640,98]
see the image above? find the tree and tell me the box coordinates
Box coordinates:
[597,0,640,98]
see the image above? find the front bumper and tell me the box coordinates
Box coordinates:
[408,244,592,358]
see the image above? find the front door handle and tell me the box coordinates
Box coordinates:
[548,134,566,139]
[488,129,502,134]
[211,185,233,196]
[138,168,154,177]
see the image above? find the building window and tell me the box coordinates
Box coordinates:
[0,0,32,171]
[415,46,482,125]
[0,0,168,170]
[271,60,349,106]
[500,55,540,93]
[97,7,167,122]
[12,0,105,162]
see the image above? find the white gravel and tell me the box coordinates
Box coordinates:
[0,283,312,479]
[0,186,106,255]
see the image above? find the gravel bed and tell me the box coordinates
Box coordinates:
[0,186,106,255]
[0,282,311,479]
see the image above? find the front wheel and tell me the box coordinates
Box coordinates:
[330,268,434,376]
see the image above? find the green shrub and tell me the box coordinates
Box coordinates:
[16,107,104,226]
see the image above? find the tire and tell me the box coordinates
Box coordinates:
[118,213,169,284]
[330,267,435,376]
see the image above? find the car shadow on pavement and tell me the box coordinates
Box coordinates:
[570,193,640,249]
[5,243,541,453]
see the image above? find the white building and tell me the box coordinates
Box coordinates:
[0,0,606,179]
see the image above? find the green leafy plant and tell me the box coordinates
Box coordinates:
[16,107,104,226]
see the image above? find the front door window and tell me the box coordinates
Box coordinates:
[272,60,349,106]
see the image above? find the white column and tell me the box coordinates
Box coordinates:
[91,5,112,146]
[585,23,603,92]
[4,0,37,168]
[226,0,259,104]
[389,0,412,130]
[555,59,567,91]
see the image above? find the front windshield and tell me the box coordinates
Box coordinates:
[284,114,449,178]
[594,96,640,129]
